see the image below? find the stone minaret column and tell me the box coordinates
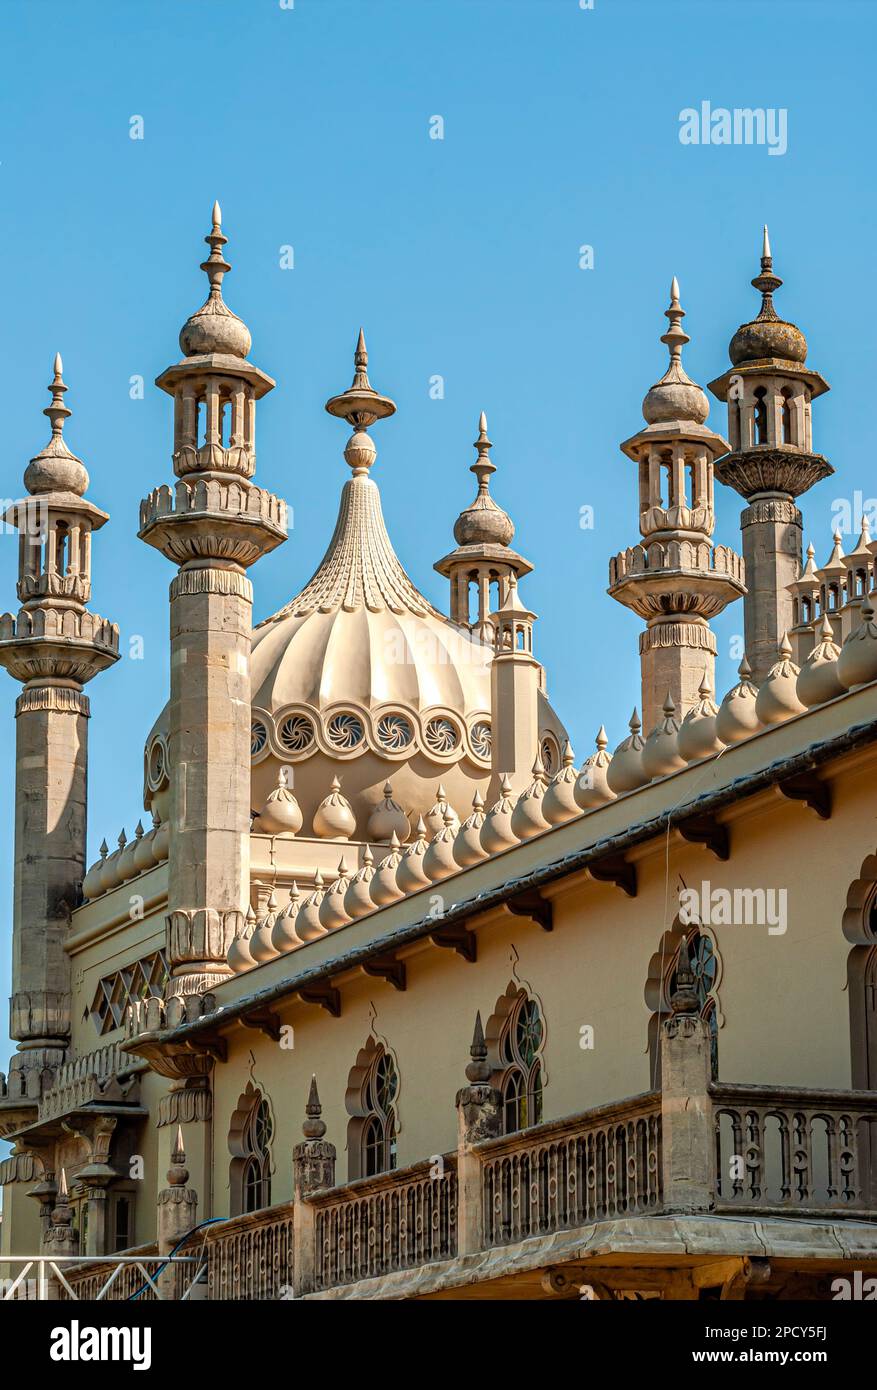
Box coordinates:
[609,282,744,733]
[139,205,286,997]
[0,359,119,1096]
[434,413,532,645]
[708,229,831,685]
[489,574,541,798]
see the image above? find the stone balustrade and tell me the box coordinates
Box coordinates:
[0,604,119,651]
[37,1042,141,1122]
[206,1201,294,1301]
[139,477,286,534]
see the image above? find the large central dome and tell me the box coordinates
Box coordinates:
[143,335,567,842]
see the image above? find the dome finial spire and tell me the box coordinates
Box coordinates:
[44,352,72,440]
[325,330,397,475]
[660,276,690,368]
[201,200,231,302]
[471,409,495,491]
[752,223,782,322]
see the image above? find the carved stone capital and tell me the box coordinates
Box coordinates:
[15,686,91,717]
[455,1083,503,1143]
[716,448,832,500]
[167,908,244,974]
[293,1139,336,1198]
[170,566,253,603]
[640,621,717,655]
[741,496,803,528]
[157,1081,212,1128]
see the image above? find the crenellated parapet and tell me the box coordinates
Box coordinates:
[138,475,286,568]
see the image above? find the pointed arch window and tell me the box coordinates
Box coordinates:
[486,986,546,1134]
[346,1038,399,1180]
[229,1084,273,1216]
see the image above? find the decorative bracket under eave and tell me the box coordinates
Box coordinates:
[776,772,831,819]
[587,855,637,897]
[429,922,478,962]
[297,982,342,1017]
[362,956,407,991]
[505,888,553,932]
[677,814,730,861]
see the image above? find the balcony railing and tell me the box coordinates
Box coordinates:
[206,1201,295,1301]
[711,1082,877,1215]
[311,1155,458,1291]
[477,1092,662,1248]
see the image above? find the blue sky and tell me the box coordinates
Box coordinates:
[0,0,874,1059]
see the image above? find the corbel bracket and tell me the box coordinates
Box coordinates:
[587,855,637,897]
[297,982,341,1018]
[777,772,831,820]
[505,888,553,932]
[677,814,730,861]
[240,1007,283,1041]
[362,956,407,991]
[429,922,477,962]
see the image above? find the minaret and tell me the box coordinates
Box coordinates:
[709,228,831,684]
[609,280,744,732]
[434,412,532,643]
[489,573,541,798]
[0,358,119,1092]
[139,204,287,996]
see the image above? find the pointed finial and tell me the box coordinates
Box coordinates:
[819,614,835,642]
[472,789,485,810]
[325,329,396,434]
[500,773,513,795]
[561,739,575,768]
[118,828,127,850]
[313,868,325,888]
[779,630,792,659]
[670,948,699,1014]
[388,830,401,850]
[44,353,72,438]
[302,1074,327,1139]
[134,820,144,840]
[629,707,641,734]
[99,838,108,859]
[167,1124,189,1188]
[465,1011,491,1083]
[414,815,427,840]
[596,725,608,751]
[752,224,782,318]
[660,276,689,364]
[59,1167,69,1199]
[698,669,712,700]
[362,845,374,867]
[662,690,676,717]
[471,408,496,488]
[200,200,230,299]
[337,857,349,876]
[173,1124,185,1163]
[738,655,752,680]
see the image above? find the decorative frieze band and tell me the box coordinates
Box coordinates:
[639,623,717,655]
[170,568,253,603]
[741,498,802,528]
[16,687,90,718]
[0,1153,38,1185]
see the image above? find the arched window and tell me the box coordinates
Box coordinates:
[780,387,793,444]
[645,920,722,1088]
[346,1037,399,1180]
[229,1083,273,1215]
[486,985,546,1134]
[754,387,768,445]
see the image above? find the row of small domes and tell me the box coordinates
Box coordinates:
[82,817,169,901]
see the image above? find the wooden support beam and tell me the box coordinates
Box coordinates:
[677,815,729,861]
[776,772,831,819]
[239,1007,283,1041]
[429,923,477,962]
[587,855,636,897]
[297,982,341,1017]
[362,956,407,991]
[505,889,553,932]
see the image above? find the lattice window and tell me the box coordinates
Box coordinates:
[89,951,169,1035]
[229,1083,274,1216]
[346,1037,399,1180]
[486,985,546,1135]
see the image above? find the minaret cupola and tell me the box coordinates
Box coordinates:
[436,412,532,643]
[609,280,745,732]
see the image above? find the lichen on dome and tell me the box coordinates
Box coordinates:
[178,202,253,360]
[728,226,807,367]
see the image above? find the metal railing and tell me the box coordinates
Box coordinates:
[0,1250,203,1301]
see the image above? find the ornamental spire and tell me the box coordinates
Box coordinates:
[659,276,690,368]
[751,223,782,321]
[200,200,231,302]
[44,353,72,442]
[325,330,397,475]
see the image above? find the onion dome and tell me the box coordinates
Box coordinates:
[23,354,90,496]
[228,907,257,974]
[271,884,303,954]
[716,657,762,745]
[755,633,806,725]
[250,890,281,963]
[344,848,377,920]
[179,203,252,360]
[313,776,356,839]
[511,757,550,840]
[133,817,160,875]
[480,774,518,855]
[454,791,488,867]
[319,859,353,931]
[797,616,844,707]
[452,413,515,547]
[728,227,807,367]
[83,840,109,900]
[678,673,724,763]
[426,785,459,838]
[257,768,303,835]
[641,279,709,426]
[424,809,460,882]
[642,693,686,780]
[575,727,616,809]
[607,710,647,794]
[837,599,877,691]
[295,871,328,943]
[370,832,405,907]
[396,817,431,894]
[153,814,170,863]
[367,783,409,844]
[542,742,580,825]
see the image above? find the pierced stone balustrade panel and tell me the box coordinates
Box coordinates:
[312,1157,458,1291]
[477,1093,662,1248]
[206,1202,295,1301]
[711,1084,877,1215]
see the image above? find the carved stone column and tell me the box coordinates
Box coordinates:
[455,1013,502,1255]
[660,959,715,1214]
[292,1076,335,1296]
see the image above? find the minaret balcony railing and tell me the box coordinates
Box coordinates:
[138,477,287,567]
